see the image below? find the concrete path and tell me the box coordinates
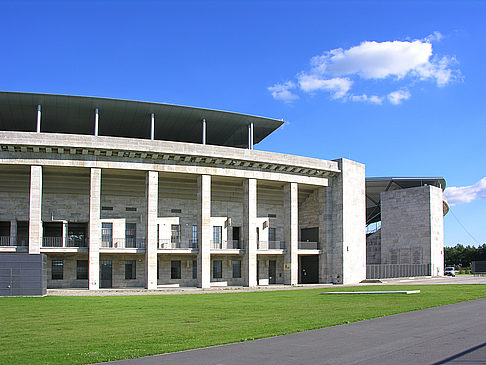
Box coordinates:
[107,298,486,365]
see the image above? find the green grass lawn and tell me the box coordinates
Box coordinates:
[1,284,485,364]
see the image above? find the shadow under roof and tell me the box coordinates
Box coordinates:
[0,91,284,148]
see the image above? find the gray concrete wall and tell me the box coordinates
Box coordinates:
[380,185,444,275]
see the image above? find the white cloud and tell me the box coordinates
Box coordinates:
[444,178,486,206]
[387,89,411,105]
[350,94,383,104]
[268,32,459,105]
[268,81,298,103]
[298,74,352,99]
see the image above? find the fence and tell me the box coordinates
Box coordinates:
[366,264,431,279]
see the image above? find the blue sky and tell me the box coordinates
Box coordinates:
[1,1,484,246]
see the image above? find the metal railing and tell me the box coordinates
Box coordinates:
[158,239,198,249]
[101,238,146,249]
[0,236,11,246]
[42,236,63,247]
[210,240,242,249]
[366,264,431,279]
[258,241,285,250]
[298,241,319,250]
[67,236,88,247]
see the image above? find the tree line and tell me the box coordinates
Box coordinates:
[444,244,486,267]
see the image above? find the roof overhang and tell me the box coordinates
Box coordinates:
[366,177,447,225]
[0,91,284,148]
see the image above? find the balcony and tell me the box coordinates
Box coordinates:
[0,235,28,252]
[42,236,63,247]
[67,236,88,248]
[298,241,321,252]
[101,238,146,249]
[210,240,242,250]
[257,240,285,250]
[158,239,198,250]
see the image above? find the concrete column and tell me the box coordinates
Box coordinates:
[202,119,207,145]
[284,182,298,285]
[331,159,366,284]
[197,174,211,288]
[36,105,41,133]
[150,113,155,140]
[146,170,158,289]
[28,166,42,254]
[94,108,99,136]
[10,220,17,247]
[243,178,257,287]
[62,221,68,248]
[248,123,254,150]
[89,168,101,290]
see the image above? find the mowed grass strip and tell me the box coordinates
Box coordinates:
[0,284,485,364]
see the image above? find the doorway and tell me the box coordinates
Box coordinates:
[299,256,319,284]
[100,260,112,288]
[268,260,276,284]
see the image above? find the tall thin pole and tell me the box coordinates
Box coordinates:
[248,122,254,150]
[94,108,99,136]
[202,119,206,145]
[36,105,41,133]
[150,113,155,140]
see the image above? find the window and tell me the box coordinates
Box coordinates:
[102,222,113,247]
[125,223,136,248]
[125,260,136,280]
[51,260,63,280]
[171,224,180,245]
[192,225,198,247]
[213,226,222,244]
[171,260,181,279]
[232,260,241,278]
[269,227,276,242]
[192,260,197,279]
[76,260,88,280]
[213,260,222,279]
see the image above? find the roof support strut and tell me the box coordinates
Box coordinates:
[202,119,206,145]
[150,113,155,140]
[36,105,41,133]
[248,122,254,150]
[94,108,99,136]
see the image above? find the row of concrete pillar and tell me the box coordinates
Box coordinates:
[33,106,255,149]
[26,165,299,289]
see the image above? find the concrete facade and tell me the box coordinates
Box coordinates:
[0,93,370,290]
[380,185,445,275]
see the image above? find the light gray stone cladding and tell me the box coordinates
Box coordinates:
[380,185,444,276]
[0,131,368,288]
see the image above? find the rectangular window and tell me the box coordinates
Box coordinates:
[125,223,136,248]
[213,226,222,244]
[213,260,222,279]
[232,260,241,278]
[51,259,63,280]
[269,227,276,242]
[171,224,180,245]
[192,260,197,279]
[76,260,88,280]
[101,222,113,247]
[125,260,136,280]
[192,225,198,247]
[171,260,181,279]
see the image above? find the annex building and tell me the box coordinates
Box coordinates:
[0,91,366,292]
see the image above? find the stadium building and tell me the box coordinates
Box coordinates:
[0,91,366,292]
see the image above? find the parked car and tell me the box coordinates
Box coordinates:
[444,267,456,277]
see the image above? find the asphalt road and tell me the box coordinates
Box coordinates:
[107,297,486,365]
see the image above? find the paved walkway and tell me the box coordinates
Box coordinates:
[49,275,486,296]
[106,298,486,365]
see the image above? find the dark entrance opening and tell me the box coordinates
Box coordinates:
[299,255,319,284]
[268,260,276,284]
[100,260,112,288]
